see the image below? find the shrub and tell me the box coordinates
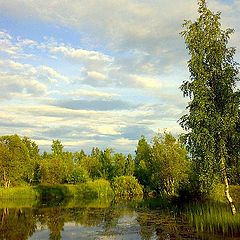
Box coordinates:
[75,179,113,199]
[112,176,143,199]
[66,166,89,184]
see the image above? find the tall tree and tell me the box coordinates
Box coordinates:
[151,132,188,196]
[180,0,239,214]
[134,136,152,188]
[51,140,64,156]
[0,135,31,187]
[22,137,41,183]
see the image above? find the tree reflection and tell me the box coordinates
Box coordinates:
[0,208,36,240]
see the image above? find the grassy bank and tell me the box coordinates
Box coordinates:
[211,184,240,203]
[0,186,39,199]
[0,179,113,202]
[1,183,240,206]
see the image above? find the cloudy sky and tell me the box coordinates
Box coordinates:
[0,0,239,153]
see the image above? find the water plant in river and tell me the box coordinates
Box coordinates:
[186,201,240,237]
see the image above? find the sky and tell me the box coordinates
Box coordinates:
[0,0,239,154]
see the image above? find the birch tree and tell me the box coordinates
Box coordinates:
[180,0,240,214]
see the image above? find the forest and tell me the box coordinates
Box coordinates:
[0,133,188,198]
[0,130,239,201]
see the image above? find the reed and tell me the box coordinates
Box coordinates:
[186,201,240,236]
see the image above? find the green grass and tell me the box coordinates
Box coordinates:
[0,179,113,203]
[0,186,39,199]
[186,201,240,236]
[184,184,240,236]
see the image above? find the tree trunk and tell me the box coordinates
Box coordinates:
[3,170,10,188]
[221,157,236,215]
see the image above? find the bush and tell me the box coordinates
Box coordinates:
[112,176,143,199]
[75,179,113,199]
[66,166,90,184]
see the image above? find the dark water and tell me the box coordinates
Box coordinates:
[0,198,240,240]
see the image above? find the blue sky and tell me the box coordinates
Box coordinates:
[0,0,239,153]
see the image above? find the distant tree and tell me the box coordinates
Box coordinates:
[73,150,87,163]
[51,140,64,156]
[180,0,240,214]
[40,141,74,184]
[22,136,41,184]
[91,147,101,159]
[124,154,135,176]
[151,132,188,196]
[134,136,152,188]
[113,153,126,177]
[66,165,89,184]
[40,156,68,184]
[0,135,31,187]
[73,150,100,180]
[99,148,115,180]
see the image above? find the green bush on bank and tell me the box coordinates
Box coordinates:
[112,176,143,199]
[75,179,113,199]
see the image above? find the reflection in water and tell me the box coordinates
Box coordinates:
[0,208,36,240]
[0,199,240,239]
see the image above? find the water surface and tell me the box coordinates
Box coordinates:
[0,198,240,239]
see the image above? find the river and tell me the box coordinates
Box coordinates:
[0,198,240,239]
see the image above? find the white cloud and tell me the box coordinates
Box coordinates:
[49,45,113,64]
[38,65,69,83]
[87,71,107,81]
[0,0,239,153]
[0,30,20,55]
[130,75,161,89]
[66,89,119,99]
[0,73,47,99]
[93,126,121,136]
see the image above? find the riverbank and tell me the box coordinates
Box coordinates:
[1,183,240,204]
[0,179,113,202]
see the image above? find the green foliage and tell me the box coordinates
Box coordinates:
[124,154,135,176]
[112,176,143,199]
[99,148,115,180]
[40,142,76,185]
[134,133,189,196]
[113,153,127,177]
[75,153,100,179]
[21,137,41,184]
[179,0,240,195]
[135,136,152,188]
[51,139,64,156]
[66,165,90,184]
[40,156,72,184]
[75,179,113,199]
[187,201,240,235]
[151,132,189,196]
[0,135,32,188]
[0,186,39,199]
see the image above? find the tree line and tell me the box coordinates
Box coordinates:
[0,133,189,197]
[1,130,240,199]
